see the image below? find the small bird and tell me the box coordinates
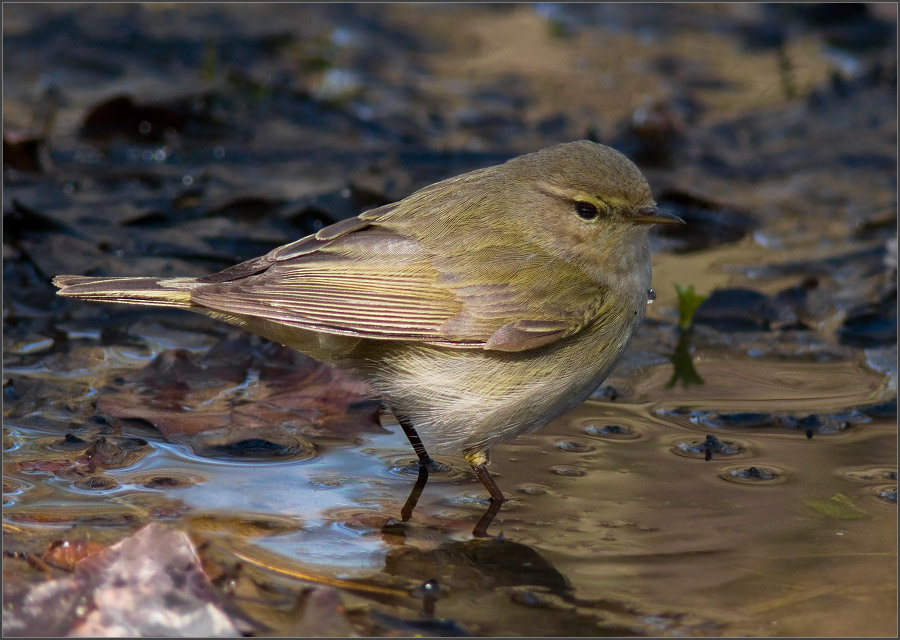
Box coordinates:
[54,140,683,535]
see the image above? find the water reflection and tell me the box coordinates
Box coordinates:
[3,343,896,636]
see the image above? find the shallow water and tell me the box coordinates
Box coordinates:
[3,3,897,637]
[4,327,895,635]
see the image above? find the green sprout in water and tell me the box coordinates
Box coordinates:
[674,283,707,330]
[202,40,218,84]
[666,283,708,389]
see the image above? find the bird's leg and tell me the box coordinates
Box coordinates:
[392,411,435,521]
[466,450,506,501]
[465,449,507,537]
[395,413,433,467]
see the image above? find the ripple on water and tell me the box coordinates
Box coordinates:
[47,433,92,451]
[718,464,789,486]
[2,505,143,527]
[582,422,644,441]
[554,439,596,453]
[384,456,467,482]
[659,408,854,437]
[669,434,753,461]
[446,492,497,508]
[517,483,549,495]
[73,475,120,491]
[875,486,897,505]
[840,467,898,506]
[309,474,350,488]
[187,433,317,464]
[841,467,897,483]
[3,429,20,451]
[322,506,395,535]
[2,476,32,505]
[184,512,304,537]
[637,358,890,416]
[128,470,207,489]
[550,465,586,477]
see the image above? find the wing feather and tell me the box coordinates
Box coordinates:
[190,185,611,351]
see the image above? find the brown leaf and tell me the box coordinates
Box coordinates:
[96,343,383,440]
[42,539,106,572]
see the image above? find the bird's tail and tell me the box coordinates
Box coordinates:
[53,275,200,308]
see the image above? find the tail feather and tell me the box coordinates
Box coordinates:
[53,275,198,308]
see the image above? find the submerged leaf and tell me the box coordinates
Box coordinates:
[805,493,867,520]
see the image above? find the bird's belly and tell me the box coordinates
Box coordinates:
[358,307,643,456]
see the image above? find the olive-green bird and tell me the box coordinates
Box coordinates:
[54,140,683,534]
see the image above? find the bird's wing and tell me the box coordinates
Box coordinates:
[192,203,609,352]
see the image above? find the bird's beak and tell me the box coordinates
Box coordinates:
[628,205,685,226]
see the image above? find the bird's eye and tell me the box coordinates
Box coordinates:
[575,201,599,220]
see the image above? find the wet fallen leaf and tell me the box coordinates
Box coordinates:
[80,95,187,142]
[42,538,106,571]
[3,134,44,173]
[96,342,383,441]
